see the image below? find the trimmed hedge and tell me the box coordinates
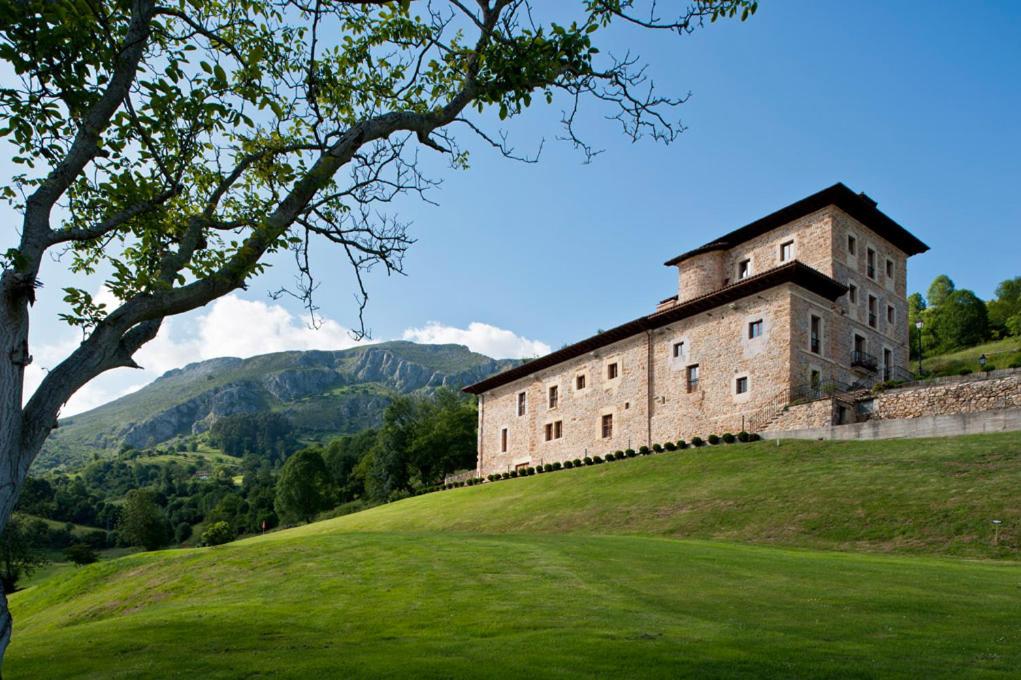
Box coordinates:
[707,434,720,445]
[583,456,593,465]
[722,432,736,444]
[691,436,704,447]
[593,455,604,464]
[573,458,582,467]
[652,443,663,453]
[664,441,676,451]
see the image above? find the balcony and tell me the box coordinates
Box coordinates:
[851,350,878,372]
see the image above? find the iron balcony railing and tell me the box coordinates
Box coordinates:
[851,350,879,372]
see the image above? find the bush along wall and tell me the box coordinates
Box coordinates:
[446,431,762,492]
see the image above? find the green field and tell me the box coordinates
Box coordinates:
[8,433,1021,678]
[922,337,1021,376]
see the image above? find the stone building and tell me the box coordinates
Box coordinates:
[464,183,929,476]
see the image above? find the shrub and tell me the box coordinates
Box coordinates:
[749,433,761,442]
[638,446,650,456]
[564,460,573,469]
[535,465,544,473]
[502,472,511,479]
[1010,359,1021,369]
[510,470,518,478]
[603,453,615,462]
[664,441,676,451]
[677,439,688,449]
[527,467,536,476]
[542,463,553,472]
[737,431,750,443]
[583,456,593,465]
[959,368,973,376]
[200,521,234,547]
[551,462,562,471]
[573,459,583,467]
[593,456,604,464]
[64,543,98,566]
[982,364,996,373]
[652,443,664,453]
[691,436,704,447]
[722,433,736,444]
[707,434,720,445]
[615,450,626,460]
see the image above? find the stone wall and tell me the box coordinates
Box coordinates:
[764,407,1021,442]
[762,397,836,432]
[871,370,1021,420]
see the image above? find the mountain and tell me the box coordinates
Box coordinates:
[39,342,520,470]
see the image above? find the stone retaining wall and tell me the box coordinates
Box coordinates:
[870,370,1021,420]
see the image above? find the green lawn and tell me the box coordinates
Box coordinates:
[922,337,1021,376]
[7,433,1021,678]
[280,433,1021,560]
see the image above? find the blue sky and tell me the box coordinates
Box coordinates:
[5,1,1021,414]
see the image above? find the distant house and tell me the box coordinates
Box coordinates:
[464,183,928,476]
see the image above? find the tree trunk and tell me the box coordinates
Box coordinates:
[0,589,10,677]
[0,270,33,673]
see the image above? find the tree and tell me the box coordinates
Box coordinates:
[0,0,756,664]
[64,543,99,567]
[408,388,478,484]
[0,518,46,594]
[275,449,331,524]
[988,277,1021,338]
[927,275,956,308]
[927,289,989,353]
[117,490,172,551]
[199,521,234,547]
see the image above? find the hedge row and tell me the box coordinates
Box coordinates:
[481,431,762,483]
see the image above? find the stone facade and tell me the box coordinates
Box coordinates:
[467,185,930,477]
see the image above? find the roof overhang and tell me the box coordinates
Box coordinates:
[664,183,929,267]
[463,262,847,395]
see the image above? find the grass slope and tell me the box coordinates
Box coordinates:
[923,337,1021,376]
[8,433,1021,678]
[294,433,1021,559]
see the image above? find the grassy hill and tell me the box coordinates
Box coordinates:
[922,337,1021,376]
[7,433,1021,678]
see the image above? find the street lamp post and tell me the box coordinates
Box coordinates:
[979,353,988,371]
[914,320,924,376]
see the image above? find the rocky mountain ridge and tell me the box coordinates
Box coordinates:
[40,342,521,469]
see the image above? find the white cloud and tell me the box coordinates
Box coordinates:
[136,295,367,372]
[402,321,551,359]
[27,295,549,417]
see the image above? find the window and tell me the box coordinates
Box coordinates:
[501,428,508,453]
[854,334,866,356]
[601,414,613,439]
[868,295,878,328]
[544,421,563,441]
[607,362,619,380]
[886,259,894,278]
[517,391,526,417]
[548,385,558,409]
[887,305,895,325]
[848,283,858,304]
[848,234,857,255]
[883,348,893,382]
[810,369,821,391]
[810,315,821,354]
[575,374,586,390]
[780,240,794,262]
[686,364,700,393]
[672,341,684,358]
[867,248,876,279]
[736,376,748,394]
[737,259,751,280]
[748,319,763,339]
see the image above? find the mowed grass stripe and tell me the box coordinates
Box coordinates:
[8,533,1021,679]
[266,433,1021,560]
